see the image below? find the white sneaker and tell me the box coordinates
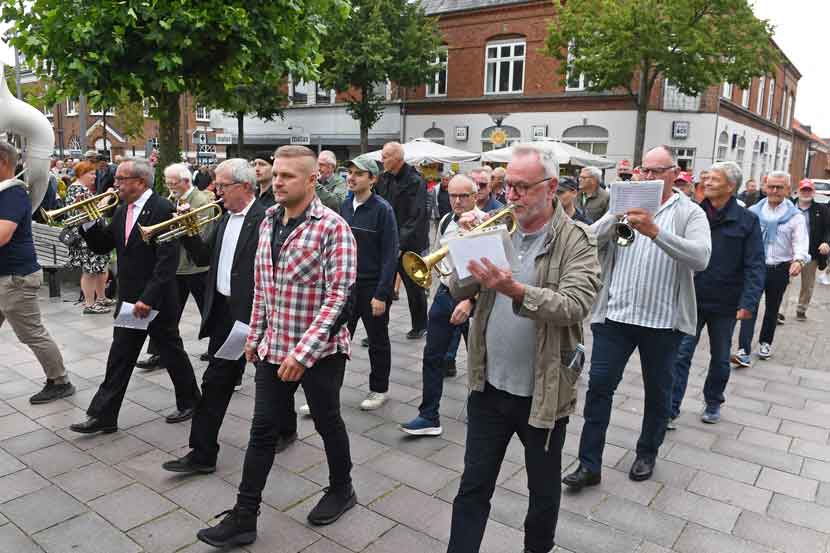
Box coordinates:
[819,272,830,285]
[360,392,387,411]
[299,404,311,416]
[758,343,772,359]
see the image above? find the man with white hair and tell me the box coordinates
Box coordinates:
[577,166,608,223]
[491,166,507,204]
[471,166,502,212]
[445,143,600,553]
[316,150,346,211]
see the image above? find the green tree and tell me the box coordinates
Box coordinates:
[545,0,779,165]
[2,0,348,170]
[117,99,148,156]
[318,0,443,152]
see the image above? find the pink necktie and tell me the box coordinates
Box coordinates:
[124,203,135,245]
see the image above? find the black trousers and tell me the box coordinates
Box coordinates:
[347,281,391,393]
[397,255,427,331]
[87,313,201,423]
[738,262,790,351]
[237,354,351,511]
[147,272,207,356]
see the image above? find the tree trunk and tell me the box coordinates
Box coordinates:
[156,90,181,194]
[360,124,369,154]
[237,111,245,158]
[633,64,652,167]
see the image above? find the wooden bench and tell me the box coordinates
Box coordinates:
[31,221,72,298]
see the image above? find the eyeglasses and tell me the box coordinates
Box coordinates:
[475,181,489,189]
[215,180,241,190]
[506,177,549,196]
[640,166,676,176]
[449,193,473,201]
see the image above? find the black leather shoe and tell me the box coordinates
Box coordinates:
[69,417,118,434]
[275,432,298,454]
[307,485,357,526]
[162,453,215,474]
[361,337,370,348]
[30,381,75,404]
[629,456,655,481]
[165,407,195,424]
[136,354,161,371]
[197,506,258,547]
[443,359,457,378]
[406,328,427,340]
[562,464,601,490]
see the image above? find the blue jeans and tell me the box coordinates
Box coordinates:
[670,312,737,418]
[445,324,463,362]
[578,320,683,473]
[418,286,468,424]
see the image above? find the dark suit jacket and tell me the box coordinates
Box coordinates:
[180,200,266,339]
[801,200,830,269]
[80,192,180,320]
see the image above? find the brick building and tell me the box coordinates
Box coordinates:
[790,119,830,182]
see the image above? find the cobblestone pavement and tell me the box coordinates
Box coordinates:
[2,277,830,553]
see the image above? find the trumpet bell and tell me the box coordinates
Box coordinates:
[402,251,433,289]
[614,217,636,248]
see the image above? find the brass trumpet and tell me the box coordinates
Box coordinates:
[41,189,120,227]
[613,215,636,247]
[402,205,518,289]
[139,202,223,243]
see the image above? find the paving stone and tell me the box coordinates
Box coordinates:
[686,471,772,513]
[651,486,740,533]
[244,504,320,553]
[370,485,452,542]
[479,519,525,553]
[300,463,399,506]
[127,418,191,452]
[89,482,177,531]
[300,537,352,553]
[557,484,607,517]
[801,458,830,483]
[737,426,792,452]
[769,404,830,427]
[555,510,642,553]
[0,485,86,534]
[363,422,452,459]
[732,510,829,553]
[0,379,41,401]
[767,493,830,533]
[52,462,133,502]
[271,439,329,474]
[259,465,322,511]
[790,438,830,462]
[0,428,63,457]
[19,441,95,477]
[674,523,776,553]
[126,509,203,553]
[0,522,45,553]
[591,495,686,547]
[5,396,75,419]
[779,420,830,443]
[591,467,662,506]
[32,511,142,553]
[163,475,238,521]
[86,434,154,465]
[0,468,50,504]
[0,448,24,478]
[365,449,457,495]
[711,436,803,474]
[733,387,806,409]
[665,443,761,484]
[817,482,830,508]
[303,431,389,465]
[0,413,41,441]
[362,524,445,553]
[616,451,698,489]
[756,466,818,500]
[114,449,182,492]
[288,496,396,551]
[33,406,88,431]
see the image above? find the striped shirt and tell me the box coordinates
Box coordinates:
[606,194,680,329]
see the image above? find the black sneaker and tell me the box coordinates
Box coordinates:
[275,432,298,454]
[197,506,258,547]
[162,453,216,474]
[29,381,75,405]
[307,485,357,526]
[443,359,457,378]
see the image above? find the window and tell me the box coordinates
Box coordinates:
[485,39,525,94]
[43,105,53,118]
[756,76,765,115]
[716,131,729,162]
[722,82,733,99]
[736,136,746,166]
[481,125,521,152]
[751,139,760,180]
[89,107,115,116]
[291,79,310,105]
[562,124,609,156]
[781,90,791,128]
[427,47,448,97]
[143,98,157,117]
[787,94,795,129]
[315,84,334,105]
[66,98,78,116]
[766,77,775,121]
[423,127,445,145]
[148,137,159,150]
[68,135,82,152]
[566,42,586,91]
[741,88,750,108]
[372,80,391,101]
[783,147,789,171]
[672,148,696,172]
[663,79,700,111]
[195,105,210,121]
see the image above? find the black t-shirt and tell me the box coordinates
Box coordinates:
[271,205,308,268]
[0,185,40,276]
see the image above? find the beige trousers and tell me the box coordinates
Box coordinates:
[797,260,818,314]
[0,270,67,383]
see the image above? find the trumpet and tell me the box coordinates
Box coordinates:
[613,215,636,247]
[402,205,518,289]
[139,202,223,243]
[41,190,120,227]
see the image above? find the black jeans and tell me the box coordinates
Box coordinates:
[148,272,207,356]
[738,262,789,352]
[448,383,568,553]
[348,281,391,393]
[236,354,352,511]
[397,254,427,331]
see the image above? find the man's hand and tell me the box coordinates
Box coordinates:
[370,298,386,317]
[244,345,259,363]
[790,261,803,277]
[625,208,660,240]
[736,308,753,320]
[278,355,306,382]
[450,299,473,325]
[457,211,484,232]
[467,258,524,301]
[176,202,191,214]
[819,243,830,256]
[133,301,152,319]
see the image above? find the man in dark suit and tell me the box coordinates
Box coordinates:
[70,158,201,434]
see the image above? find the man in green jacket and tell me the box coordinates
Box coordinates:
[446,143,601,553]
[316,150,347,212]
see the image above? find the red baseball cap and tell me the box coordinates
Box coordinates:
[674,172,692,185]
[618,160,633,174]
[799,179,815,191]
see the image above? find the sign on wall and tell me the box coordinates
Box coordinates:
[531,125,548,139]
[455,126,469,141]
[290,134,311,145]
[672,121,690,139]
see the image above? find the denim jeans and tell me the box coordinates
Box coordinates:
[670,311,737,419]
[578,320,683,473]
[418,285,468,424]
[447,383,567,553]
[445,324,463,362]
[236,354,351,511]
[738,263,789,353]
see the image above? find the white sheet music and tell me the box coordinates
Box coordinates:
[609,180,663,215]
[447,226,511,280]
[214,321,251,360]
[113,302,159,330]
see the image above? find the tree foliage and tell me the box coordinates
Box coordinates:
[318,0,443,152]
[2,0,349,168]
[545,0,779,165]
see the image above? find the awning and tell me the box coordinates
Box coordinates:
[480,139,615,169]
[363,138,480,165]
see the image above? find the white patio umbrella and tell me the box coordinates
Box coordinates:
[480,139,615,169]
[364,138,480,166]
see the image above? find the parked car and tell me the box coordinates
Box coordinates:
[812,179,830,204]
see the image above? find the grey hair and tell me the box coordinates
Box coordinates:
[470,166,491,179]
[383,141,404,159]
[453,173,478,194]
[582,166,602,182]
[0,141,19,168]
[708,161,742,188]
[318,150,337,167]
[511,143,560,179]
[216,158,257,191]
[492,166,506,178]
[122,157,154,187]
[767,170,791,185]
[163,162,192,183]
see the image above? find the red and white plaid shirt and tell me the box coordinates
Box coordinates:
[246,197,357,368]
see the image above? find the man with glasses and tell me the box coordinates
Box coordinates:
[472,166,502,212]
[564,145,711,488]
[70,158,201,434]
[401,174,484,436]
[577,166,609,223]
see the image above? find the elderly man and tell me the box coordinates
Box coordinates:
[564,146,711,488]
[738,178,762,207]
[577,166,609,223]
[732,172,809,364]
[445,144,600,553]
[669,162,764,426]
[673,171,694,198]
[618,160,634,181]
[376,141,429,338]
[71,158,201,434]
[401,174,484,436]
[316,150,347,211]
[472,166,502,212]
[491,166,507,204]
[793,179,830,321]
[252,157,276,208]
[557,176,590,223]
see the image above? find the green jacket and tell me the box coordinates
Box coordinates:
[449,200,601,429]
[176,187,213,275]
[317,173,347,212]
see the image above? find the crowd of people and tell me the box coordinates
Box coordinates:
[1,135,828,552]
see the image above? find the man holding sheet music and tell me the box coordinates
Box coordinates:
[445,143,601,553]
[564,145,711,489]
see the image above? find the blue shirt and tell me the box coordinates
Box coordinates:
[0,185,40,276]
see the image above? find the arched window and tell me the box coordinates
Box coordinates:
[423,127,445,145]
[751,138,760,179]
[562,125,609,156]
[716,131,729,162]
[736,136,746,166]
[68,135,82,152]
[481,125,521,152]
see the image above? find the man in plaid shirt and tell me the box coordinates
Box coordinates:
[197,145,358,549]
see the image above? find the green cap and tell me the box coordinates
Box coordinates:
[345,154,380,176]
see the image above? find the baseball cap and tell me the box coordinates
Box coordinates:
[674,171,692,185]
[558,176,578,192]
[345,155,380,177]
[799,179,815,191]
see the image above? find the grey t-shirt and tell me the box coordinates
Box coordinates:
[485,222,550,397]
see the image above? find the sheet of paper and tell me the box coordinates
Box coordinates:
[113,301,159,330]
[447,228,511,280]
[214,321,251,360]
[609,180,663,215]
